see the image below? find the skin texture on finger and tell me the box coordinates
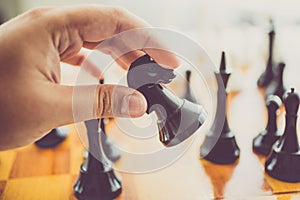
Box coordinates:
[0,81,63,150]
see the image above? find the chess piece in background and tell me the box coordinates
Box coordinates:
[265,88,300,182]
[253,95,282,156]
[200,52,240,164]
[74,119,122,200]
[265,62,286,99]
[100,118,121,162]
[257,19,276,88]
[183,70,198,103]
[35,126,69,148]
[82,118,121,162]
[127,54,206,147]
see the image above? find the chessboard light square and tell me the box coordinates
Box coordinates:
[1,175,71,200]
[264,174,300,194]
[10,147,70,178]
[0,151,16,180]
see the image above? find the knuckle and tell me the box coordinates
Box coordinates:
[25,7,46,18]
[111,6,129,33]
[95,85,112,117]
[112,6,128,17]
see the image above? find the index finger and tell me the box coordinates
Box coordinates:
[47,5,179,69]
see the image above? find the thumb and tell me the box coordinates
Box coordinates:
[94,84,147,118]
[73,84,147,122]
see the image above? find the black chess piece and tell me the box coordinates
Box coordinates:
[82,118,121,162]
[265,62,286,99]
[257,19,276,88]
[101,118,121,162]
[200,52,240,164]
[127,54,207,147]
[265,88,300,182]
[183,70,198,103]
[253,95,282,156]
[35,126,69,148]
[83,149,89,160]
[74,119,122,200]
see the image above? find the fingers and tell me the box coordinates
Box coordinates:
[144,49,179,69]
[47,5,179,70]
[89,28,180,70]
[62,53,86,66]
[50,84,147,126]
[97,39,146,70]
[114,51,146,70]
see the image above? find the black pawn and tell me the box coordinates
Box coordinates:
[83,118,121,162]
[200,52,240,164]
[74,119,122,200]
[100,118,121,162]
[257,19,276,88]
[35,126,69,148]
[265,62,286,99]
[253,95,282,156]
[183,70,198,103]
[265,88,300,182]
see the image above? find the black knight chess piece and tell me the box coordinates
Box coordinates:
[265,88,300,182]
[253,95,282,156]
[265,62,286,99]
[183,70,198,103]
[74,119,122,200]
[200,52,240,164]
[127,54,206,147]
[257,19,276,88]
[35,126,69,148]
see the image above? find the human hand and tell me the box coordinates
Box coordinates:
[0,5,179,150]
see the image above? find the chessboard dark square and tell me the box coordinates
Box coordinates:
[0,181,6,197]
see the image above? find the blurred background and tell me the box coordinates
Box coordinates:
[0,0,300,90]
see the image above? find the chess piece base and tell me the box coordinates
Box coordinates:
[35,127,68,148]
[200,131,240,164]
[252,130,281,156]
[74,164,122,200]
[265,149,300,182]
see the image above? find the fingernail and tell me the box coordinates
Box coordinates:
[121,93,147,117]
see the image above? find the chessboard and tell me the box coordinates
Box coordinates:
[1,105,300,200]
[1,24,300,200]
[1,74,300,200]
